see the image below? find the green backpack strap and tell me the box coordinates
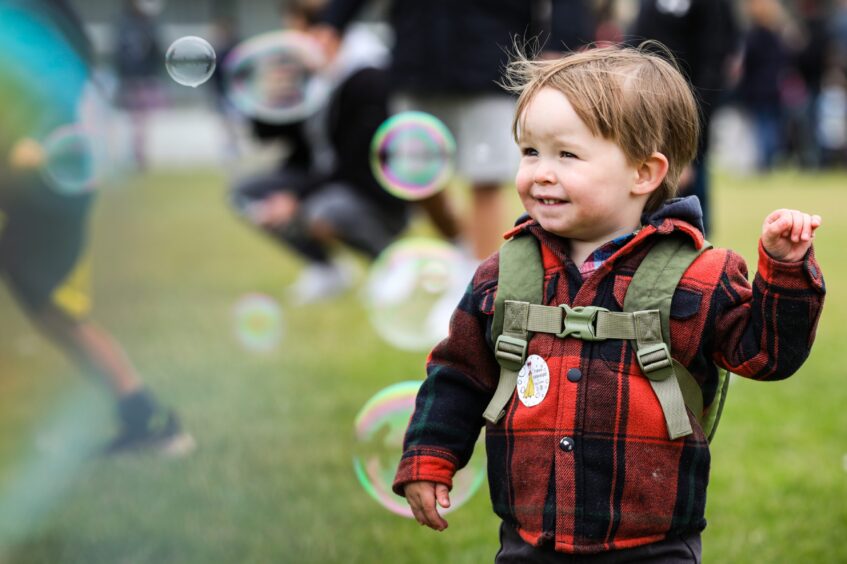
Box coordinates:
[484,231,725,441]
[623,235,712,440]
[483,234,543,424]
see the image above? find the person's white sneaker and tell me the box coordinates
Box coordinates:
[287,261,354,305]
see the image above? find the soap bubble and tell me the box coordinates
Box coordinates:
[165,36,217,88]
[233,294,284,353]
[353,380,485,518]
[41,125,97,195]
[221,31,328,124]
[363,238,473,352]
[370,111,456,201]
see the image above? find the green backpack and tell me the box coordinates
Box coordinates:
[483,232,730,442]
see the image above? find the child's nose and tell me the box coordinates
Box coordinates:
[533,161,556,185]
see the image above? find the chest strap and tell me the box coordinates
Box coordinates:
[487,301,692,438]
[484,234,711,441]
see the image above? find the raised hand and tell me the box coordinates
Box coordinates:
[761,209,822,262]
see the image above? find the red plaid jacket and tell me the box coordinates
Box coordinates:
[393,199,826,554]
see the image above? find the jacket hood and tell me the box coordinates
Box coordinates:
[641,196,705,236]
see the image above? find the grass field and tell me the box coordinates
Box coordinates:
[0,168,844,563]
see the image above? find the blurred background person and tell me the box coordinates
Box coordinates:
[230,0,410,304]
[783,0,830,170]
[736,0,791,173]
[312,0,596,261]
[0,0,192,454]
[629,0,740,235]
[112,0,166,171]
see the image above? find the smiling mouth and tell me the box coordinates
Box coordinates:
[537,198,567,205]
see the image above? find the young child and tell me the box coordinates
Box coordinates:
[393,45,825,561]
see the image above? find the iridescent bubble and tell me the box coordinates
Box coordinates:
[353,381,485,518]
[370,111,456,201]
[233,294,284,353]
[165,36,217,88]
[40,125,97,195]
[222,30,328,124]
[363,238,472,352]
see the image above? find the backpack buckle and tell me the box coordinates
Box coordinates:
[494,335,528,372]
[557,304,608,341]
[636,342,674,381]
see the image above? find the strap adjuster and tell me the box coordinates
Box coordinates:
[494,335,527,372]
[557,304,608,341]
[636,342,674,381]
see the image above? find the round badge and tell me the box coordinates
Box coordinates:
[517,354,550,407]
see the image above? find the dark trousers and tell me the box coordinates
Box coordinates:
[495,522,701,563]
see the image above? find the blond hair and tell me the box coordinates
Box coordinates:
[503,43,700,212]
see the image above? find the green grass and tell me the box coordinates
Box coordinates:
[0,168,844,563]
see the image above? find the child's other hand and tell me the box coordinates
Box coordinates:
[404,481,451,531]
[761,208,822,262]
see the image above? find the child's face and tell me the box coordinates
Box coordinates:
[515,87,646,245]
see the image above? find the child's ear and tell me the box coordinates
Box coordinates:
[632,152,669,196]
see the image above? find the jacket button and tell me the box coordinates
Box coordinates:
[567,368,582,382]
[559,436,575,452]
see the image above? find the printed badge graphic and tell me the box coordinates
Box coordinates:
[517,354,550,407]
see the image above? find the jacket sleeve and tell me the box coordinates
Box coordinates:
[392,256,502,495]
[710,243,825,380]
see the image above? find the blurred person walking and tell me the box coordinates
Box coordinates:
[312,0,595,261]
[0,0,193,455]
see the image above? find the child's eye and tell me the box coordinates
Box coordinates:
[521,147,538,157]
[560,151,577,159]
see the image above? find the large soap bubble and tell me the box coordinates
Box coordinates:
[370,111,456,201]
[363,238,473,352]
[221,31,328,124]
[353,380,485,518]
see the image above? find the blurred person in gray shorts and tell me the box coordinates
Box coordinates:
[313,0,595,259]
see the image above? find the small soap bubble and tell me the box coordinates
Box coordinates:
[352,381,485,518]
[370,111,456,201]
[41,125,97,195]
[222,30,328,124]
[166,36,217,88]
[233,294,284,353]
[364,239,472,352]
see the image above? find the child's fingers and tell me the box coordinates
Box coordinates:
[435,483,451,509]
[408,490,434,527]
[407,484,448,531]
[422,501,448,531]
[764,208,788,226]
[790,210,806,242]
[762,209,791,240]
